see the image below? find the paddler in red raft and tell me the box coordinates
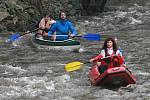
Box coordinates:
[90,37,125,74]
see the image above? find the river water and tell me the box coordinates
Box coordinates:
[0,3,150,100]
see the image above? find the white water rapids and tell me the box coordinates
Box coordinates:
[0,3,150,100]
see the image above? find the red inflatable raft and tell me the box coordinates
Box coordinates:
[89,56,137,86]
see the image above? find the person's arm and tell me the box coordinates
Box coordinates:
[45,20,55,29]
[90,50,105,63]
[49,20,56,25]
[48,22,57,36]
[116,49,122,56]
[118,47,123,52]
[116,49,126,65]
[68,21,77,36]
[39,18,45,29]
[100,50,105,58]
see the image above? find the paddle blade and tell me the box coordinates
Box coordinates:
[8,28,39,42]
[9,33,20,42]
[65,61,83,72]
[82,33,101,41]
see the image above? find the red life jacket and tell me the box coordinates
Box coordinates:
[104,50,124,69]
[91,49,124,68]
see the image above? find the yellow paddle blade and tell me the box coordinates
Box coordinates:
[65,61,83,72]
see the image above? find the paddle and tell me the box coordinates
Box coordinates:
[65,61,90,72]
[65,57,110,72]
[65,55,123,72]
[75,33,101,41]
[9,28,39,42]
[50,33,102,41]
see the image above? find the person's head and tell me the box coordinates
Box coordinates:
[102,37,118,53]
[113,36,118,44]
[59,11,67,20]
[44,14,53,21]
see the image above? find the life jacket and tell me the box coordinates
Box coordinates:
[100,50,115,68]
[102,49,124,69]
[91,49,124,67]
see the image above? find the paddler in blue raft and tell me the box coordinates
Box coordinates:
[46,10,77,41]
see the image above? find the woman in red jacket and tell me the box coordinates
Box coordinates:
[90,37,124,74]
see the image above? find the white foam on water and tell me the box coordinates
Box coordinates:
[78,47,86,53]
[130,17,142,24]
[134,70,150,76]
[55,74,71,83]
[0,64,55,99]
[0,64,27,75]
[22,77,55,92]
[56,63,66,66]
